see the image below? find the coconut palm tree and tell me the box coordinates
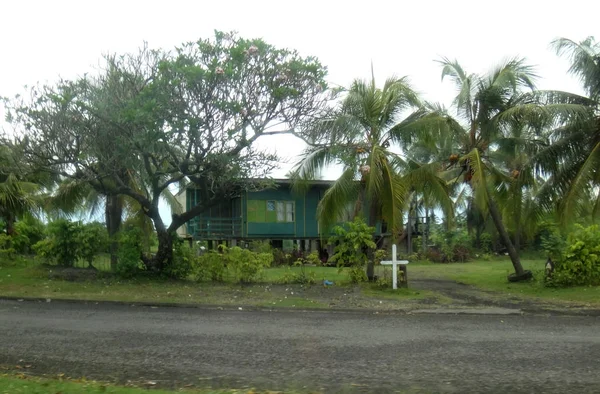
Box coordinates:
[429,57,584,280]
[292,75,453,279]
[539,37,600,220]
[0,145,43,235]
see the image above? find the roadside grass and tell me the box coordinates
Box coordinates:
[2,255,598,308]
[263,266,349,284]
[0,259,430,309]
[0,374,259,394]
[404,257,600,306]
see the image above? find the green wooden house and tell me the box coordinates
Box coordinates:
[176,179,340,250]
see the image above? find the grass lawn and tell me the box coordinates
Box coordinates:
[2,256,598,308]
[0,258,434,310]
[405,257,600,306]
[0,374,258,394]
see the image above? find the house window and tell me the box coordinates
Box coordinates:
[286,202,294,222]
[276,201,294,222]
[247,200,294,223]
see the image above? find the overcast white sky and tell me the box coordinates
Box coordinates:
[1,0,597,223]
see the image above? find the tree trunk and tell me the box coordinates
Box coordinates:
[5,214,15,236]
[148,209,172,273]
[487,195,525,276]
[365,195,377,282]
[513,188,522,252]
[105,194,123,271]
[422,207,428,255]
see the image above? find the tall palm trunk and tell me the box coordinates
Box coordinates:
[366,200,378,281]
[487,194,525,276]
[5,213,15,236]
[105,194,123,271]
[513,188,522,252]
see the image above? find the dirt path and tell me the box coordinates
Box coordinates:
[409,279,600,315]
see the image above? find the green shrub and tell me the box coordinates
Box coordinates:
[32,219,82,266]
[375,267,403,288]
[304,251,321,266]
[539,224,567,261]
[278,260,317,285]
[166,240,196,279]
[227,246,273,283]
[0,234,16,259]
[77,222,109,268]
[271,248,293,266]
[329,217,375,283]
[547,224,600,287]
[428,227,473,263]
[116,229,142,278]
[479,233,493,253]
[248,239,272,254]
[195,251,227,282]
[13,217,46,254]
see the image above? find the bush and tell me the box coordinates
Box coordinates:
[304,251,321,266]
[271,248,293,266]
[226,246,273,283]
[278,260,317,285]
[248,239,272,254]
[195,251,227,282]
[32,219,81,266]
[166,239,196,279]
[547,224,600,287]
[539,224,567,261]
[77,222,109,268]
[116,229,143,278]
[428,227,473,263]
[0,234,16,259]
[329,217,375,283]
[13,216,46,254]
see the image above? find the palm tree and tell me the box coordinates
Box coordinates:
[541,37,600,220]
[0,145,42,235]
[292,75,452,279]
[430,58,581,280]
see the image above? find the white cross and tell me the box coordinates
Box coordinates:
[380,244,409,289]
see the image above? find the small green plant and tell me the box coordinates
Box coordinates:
[0,233,16,259]
[304,251,321,266]
[32,219,81,266]
[248,239,272,254]
[167,238,196,279]
[195,251,227,282]
[539,224,567,261]
[479,233,493,253]
[12,216,46,254]
[481,253,494,261]
[329,217,375,283]
[278,259,317,285]
[428,226,473,262]
[547,224,600,287]
[77,222,109,269]
[374,249,387,265]
[116,228,142,278]
[374,267,403,288]
[226,246,273,283]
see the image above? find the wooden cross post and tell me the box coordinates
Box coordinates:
[380,244,409,289]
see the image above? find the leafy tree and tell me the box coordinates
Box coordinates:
[427,58,584,280]
[0,145,40,235]
[539,37,600,220]
[5,31,328,272]
[292,76,452,279]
